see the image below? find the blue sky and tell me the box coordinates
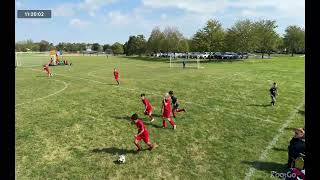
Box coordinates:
[15,0,305,45]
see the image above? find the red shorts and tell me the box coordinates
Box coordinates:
[145,107,152,115]
[115,76,119,80]
[162,110,171,118]
[135,131,149,143]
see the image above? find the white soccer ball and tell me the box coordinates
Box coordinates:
[118,154,126,163]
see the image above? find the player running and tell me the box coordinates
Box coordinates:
[168,91,186,118]
[113,68,120,85]
[269,82,278,106]
[130,113,155,153]
[141,94,155,122]
[43,64,52,77]
[161,93,176,130]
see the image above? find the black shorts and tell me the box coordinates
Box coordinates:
[172,104,179,110]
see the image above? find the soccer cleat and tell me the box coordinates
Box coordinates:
[136,148,142,153]
[183,109,187,112]
[151,118,155,122]
[148,145,154,151]
[173,125,177,130]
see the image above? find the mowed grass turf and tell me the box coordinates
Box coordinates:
[15,54,305,179]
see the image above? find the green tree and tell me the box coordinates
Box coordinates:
[224,19,254,54]
[92,43,100,51]
[177,38,189,52]
[103,44,111,52]
[147,27,165,53]
[162,26,184,53]
[39,40,50,52]
[252,20,279,58]
[111,42,124,55]
[283,25,305,56]
[190,19,225,52]
[125,35,147,56]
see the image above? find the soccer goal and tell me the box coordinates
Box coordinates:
[169,55,202,69]
[15,52,51,68]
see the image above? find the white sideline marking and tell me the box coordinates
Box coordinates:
[243,101,304,180]
[15,79,69,107]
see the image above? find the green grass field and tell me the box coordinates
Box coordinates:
[15,54,305,179]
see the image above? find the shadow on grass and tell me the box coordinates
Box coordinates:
[91,147,145,155]
[298,110,305,116]
[284,127,296,131]
[246,104,271,107]
[144,122,163,129]
[272,147,288,152]
[151,113,163,118]
[241,160,287,174]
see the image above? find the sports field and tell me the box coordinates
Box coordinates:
[15,55,305,179]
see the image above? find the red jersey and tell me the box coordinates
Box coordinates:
[142,98,152,109]
[114,71,119,77]
[164,98,171,112]
[135,119,148,134]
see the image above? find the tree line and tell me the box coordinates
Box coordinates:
[15,19,304,58]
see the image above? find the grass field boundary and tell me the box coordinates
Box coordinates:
[15,79,69,107]
[243,100,304,180]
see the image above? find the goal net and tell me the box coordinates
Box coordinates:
[15,52,51,68]
[169,55,202,69]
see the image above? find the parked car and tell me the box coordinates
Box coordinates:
[214,52,223,59]
[237,52,249,59]
[199,52,210,59]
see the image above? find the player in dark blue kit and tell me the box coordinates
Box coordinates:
[269,82,278,106]
[168,91,186,118]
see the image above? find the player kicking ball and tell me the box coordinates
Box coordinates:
[141,94,155,122]
[162,93,176,130]
[43,64,52,77]
[168,91,186,118]
[113,68,120,85]
[130,113,156,153]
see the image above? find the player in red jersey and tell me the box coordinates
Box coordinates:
[131,113,155,153]
[113,68,120,85]
[43,64,52,77]
[141,94,155,122]
[161,93,176,130]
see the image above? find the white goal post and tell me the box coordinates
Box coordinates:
[169,55,201,69]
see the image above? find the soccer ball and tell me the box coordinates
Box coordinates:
[118,154,125,163]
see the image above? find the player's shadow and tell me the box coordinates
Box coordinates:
[144,122,163,129]
[152,114,163,118]
[91,147,144,155]
[272,147,288,152]
[241,160,287,174]
[284,127,296,131]
[298,110,305,116]
[110,115,131,121]
[246,104,271,107]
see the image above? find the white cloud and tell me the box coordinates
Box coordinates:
[78,0,119,16]
[69,18,90,28]
[142,0,228,14]
[106,10,150,28]
[141,0,304,19]
[53,3,76,17]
